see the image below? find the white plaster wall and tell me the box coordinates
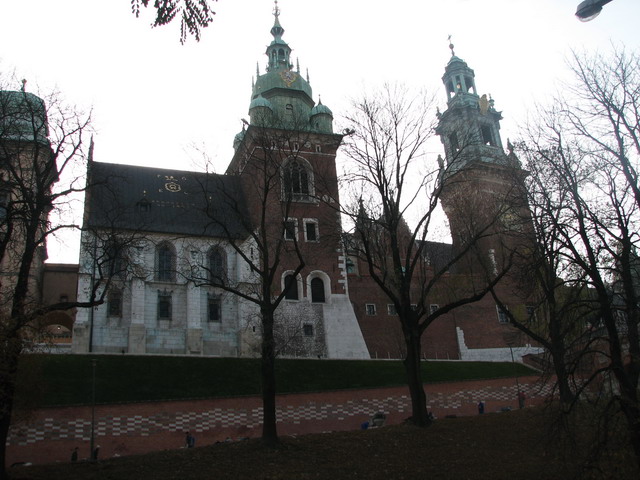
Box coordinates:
[322,295,370,359]
[456,327,544,362]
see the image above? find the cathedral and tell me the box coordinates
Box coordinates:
[71,5,542,362]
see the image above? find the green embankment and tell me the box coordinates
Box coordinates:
[15,354,535,407]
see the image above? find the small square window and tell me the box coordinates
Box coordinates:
[208,297,221,322]
[346,256,358,275]
[429,304,439,315]
[526,305,537,321]
[108,291,122,317]
[303,324,314,336]
[315,145,322,153]
[497,305,509,324]
[284,219,297,241]
[387,304,398,316]
[158,293,172,320]
[305,221,318,241]
[365,304,376,316]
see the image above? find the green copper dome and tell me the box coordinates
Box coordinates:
[249,96,274,111]
[245,2,333,134]
[311,101,333,117]
[0,90,49,144]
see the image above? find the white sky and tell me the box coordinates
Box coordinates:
[1,0,639,263]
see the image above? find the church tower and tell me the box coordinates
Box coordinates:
[435,41,527,276]
[227,2,369,360]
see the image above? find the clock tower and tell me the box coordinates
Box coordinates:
[435,41,528,276]
[227,1,369,359]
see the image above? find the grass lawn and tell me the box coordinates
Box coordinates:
[16,354,535,406]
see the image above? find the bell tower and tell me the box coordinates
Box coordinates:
[435,40,527,275]
[226,1,369,360]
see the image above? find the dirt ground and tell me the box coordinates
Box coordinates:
[9,407,638,480]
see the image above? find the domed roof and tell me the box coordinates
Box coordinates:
[311,101,333,117]
[252,70,312,100]
[249,96,274,111]
[0,90,49,144]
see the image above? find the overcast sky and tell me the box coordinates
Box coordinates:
[1,0,639,262]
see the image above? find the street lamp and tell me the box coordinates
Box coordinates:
[575,0,613,22]
[90,359,97,461]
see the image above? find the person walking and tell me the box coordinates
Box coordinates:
[518,391,526,409]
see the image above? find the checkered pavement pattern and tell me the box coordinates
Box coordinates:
[7,379,552,447]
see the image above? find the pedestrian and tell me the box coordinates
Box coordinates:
[518,391,526,409]
[477,400,485,414]
[71,447,78,462]
[92,445,100,461]
[186,431,195,448]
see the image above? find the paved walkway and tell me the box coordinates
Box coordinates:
[7,375,551,466]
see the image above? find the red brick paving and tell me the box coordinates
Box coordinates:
[7,375,549,466]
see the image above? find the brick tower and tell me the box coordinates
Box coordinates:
[227,2,369,359]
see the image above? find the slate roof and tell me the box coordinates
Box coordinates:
[85,162,250,239]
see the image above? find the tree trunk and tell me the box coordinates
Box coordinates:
[619,398,640,472]
[0,340,20,480]
[260,308,279,447]
[548,343,575,406]
[402,325,431,427]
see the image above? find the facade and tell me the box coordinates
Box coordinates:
[72,5,369,359]
[71,7,541,362]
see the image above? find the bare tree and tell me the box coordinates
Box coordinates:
[340,84,512,426]
[514,46,640,468]
[182,122,340,446]
[131,0,217,43]
[0,81,127,478]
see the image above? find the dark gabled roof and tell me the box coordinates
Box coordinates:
[421,240,455,273]
[85,162,250,239]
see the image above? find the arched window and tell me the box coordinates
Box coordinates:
[156,243,175,282]
[284,274,298,300]
[283,158,312,201]
[209,248,226,284]
[311,277,325,303]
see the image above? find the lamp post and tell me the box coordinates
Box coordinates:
[575,0,613,22]
[507,343,521,400]
[90,359,97,461]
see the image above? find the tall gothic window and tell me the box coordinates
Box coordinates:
[156,242,175,282]
[283,158,312,201]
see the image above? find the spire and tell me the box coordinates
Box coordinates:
[88,135,95,163]
[270,0,284,40]
[441,39,478,104]
[265,0,292,72]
